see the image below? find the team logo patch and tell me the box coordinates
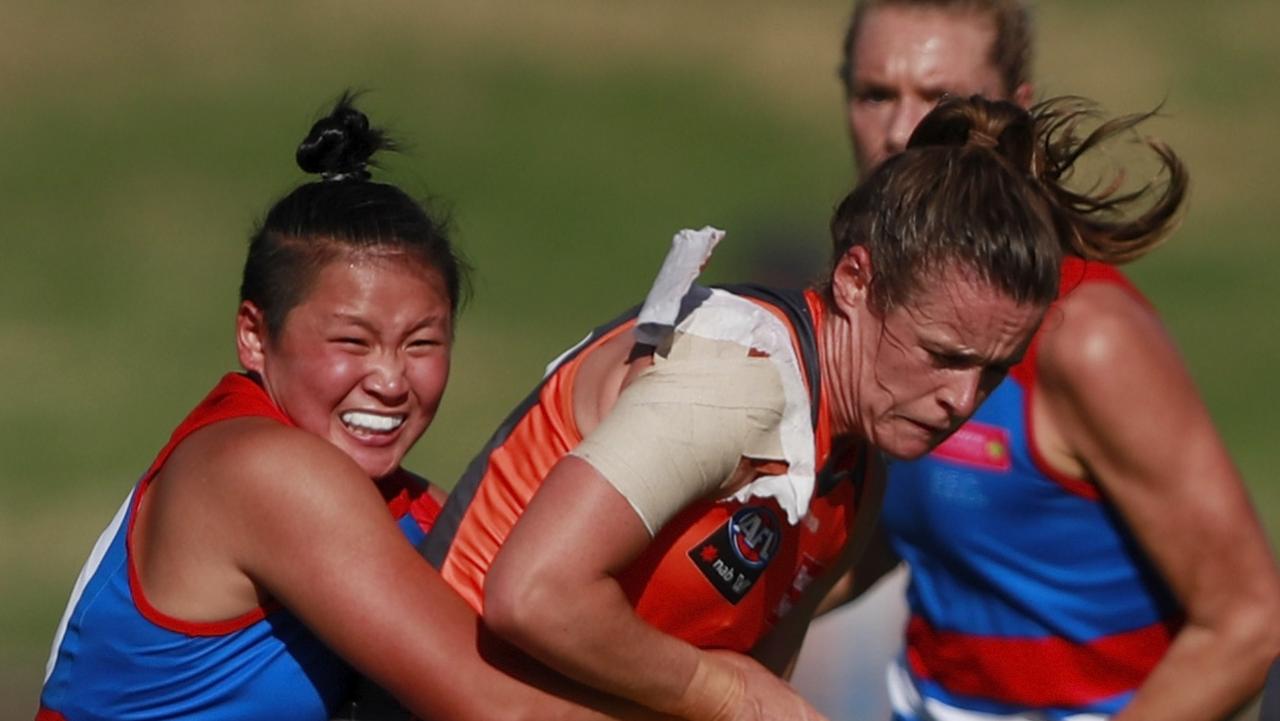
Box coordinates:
[687,506,781,604]
[932,422,1012,472]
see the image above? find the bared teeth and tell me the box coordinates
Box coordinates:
[341,411,405,433]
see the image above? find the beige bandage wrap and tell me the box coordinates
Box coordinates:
[572,333,787,535]
[575,227,819,531]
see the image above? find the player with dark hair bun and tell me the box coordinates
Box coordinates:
[36,94,660,721]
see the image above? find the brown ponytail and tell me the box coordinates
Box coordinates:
[827,94,1187,315]
[910,95,1186,263]
[1026,96,1187,263]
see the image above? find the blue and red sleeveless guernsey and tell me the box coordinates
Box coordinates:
[38,373,440,721]
[419,286,877,652]
[881,258,1181,720]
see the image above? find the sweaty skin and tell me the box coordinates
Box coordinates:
[1032,283,1280,721]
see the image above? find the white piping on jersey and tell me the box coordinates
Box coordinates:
[44,488,136,682]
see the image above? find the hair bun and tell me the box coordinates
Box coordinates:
[967,127,1001,149]
[908,95,1036,173]
[295,91,389,181]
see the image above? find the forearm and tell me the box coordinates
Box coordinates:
[326,572,646,721]
[1113,613,1280,721]
[485,566,739,719]
[466,626,684,721]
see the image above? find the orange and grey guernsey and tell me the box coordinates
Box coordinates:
[416,285,876,651]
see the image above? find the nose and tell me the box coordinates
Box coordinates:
[938,369,982,422]
[886,98,928,156]
[363,351,409,404]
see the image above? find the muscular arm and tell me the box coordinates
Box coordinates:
[484,456,731,716]
[484,455,826,721]
[220,424,652,721]
[484,334,829,720]
[1035,284,1280,721]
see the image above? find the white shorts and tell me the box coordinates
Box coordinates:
[886,657,1111,721]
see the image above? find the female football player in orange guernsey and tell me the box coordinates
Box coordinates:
[414,95,1188,721]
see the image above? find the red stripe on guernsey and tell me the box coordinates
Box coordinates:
[408,491,442,534]
[35,708,68,721]
[1010,257,1148,501]
[931,422,1012,472]
[379,469,433,521]
[906,614,1175,707]
[126,373,294,636]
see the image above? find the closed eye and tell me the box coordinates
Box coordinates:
[332,337,369,348]
[407,336,447,353]
[929,351,973,369]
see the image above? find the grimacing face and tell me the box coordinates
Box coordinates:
[846,6,1028,172]
[849,265,1044,460]
[238,253,453,480]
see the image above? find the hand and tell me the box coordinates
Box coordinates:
[673,650,829,721]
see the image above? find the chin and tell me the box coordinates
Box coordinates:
[343,448,404,481]
[882,443,932,461]
[365,458,404,481]
[876,429,937,461]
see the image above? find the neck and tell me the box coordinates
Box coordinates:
[816,300,864,441]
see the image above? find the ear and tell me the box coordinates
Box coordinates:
[830,245,874,318]
[1012,82,1034,110]
[236,301,270,374]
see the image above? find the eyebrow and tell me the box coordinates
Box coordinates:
[329,313,448,334]
[925,340,1023,369]
[330,313,379,333]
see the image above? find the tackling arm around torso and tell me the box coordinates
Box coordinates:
[136,418,660,721]
[1032,283,1280,721]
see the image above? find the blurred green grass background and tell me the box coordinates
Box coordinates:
[1,1,1276,715]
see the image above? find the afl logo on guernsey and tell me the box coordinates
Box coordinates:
[729,507,780,568]
[688,505,781,604]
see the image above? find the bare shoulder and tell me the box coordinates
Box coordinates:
[1036,281,1169,387]
[177,417,352,479]
[164,417,371,520]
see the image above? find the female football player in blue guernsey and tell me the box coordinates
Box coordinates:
[833,2,1280,720]
[36,95,665,721]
